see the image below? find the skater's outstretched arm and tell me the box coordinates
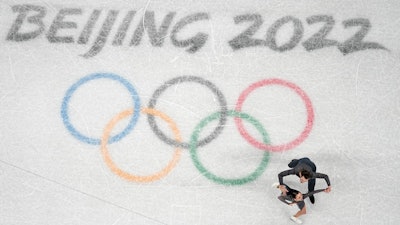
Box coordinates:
[278,169,295,184]
[278,169,295,193]
[315,172,331,190]
[302,189,326,199]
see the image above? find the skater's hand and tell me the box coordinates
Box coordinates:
[279,185,288,194]
[324,186,331,193]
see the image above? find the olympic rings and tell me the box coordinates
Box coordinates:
[61,73,141,145]
[147,76,227,149]
[190,110,270,185]
[234,78,314,152]
[61,74,315,185]
[101,108,182,182]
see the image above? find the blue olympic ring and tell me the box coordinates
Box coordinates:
[60,73,141,145]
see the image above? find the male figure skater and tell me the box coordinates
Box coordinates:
[278,157,331,204]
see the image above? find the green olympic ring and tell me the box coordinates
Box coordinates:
[190,110,270,185]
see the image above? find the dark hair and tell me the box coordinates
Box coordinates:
[288,189,300,199]
[300,170,312,179]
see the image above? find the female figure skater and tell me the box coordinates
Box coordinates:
[273,183,328,224]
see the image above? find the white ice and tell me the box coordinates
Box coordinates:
[1,0,400,224]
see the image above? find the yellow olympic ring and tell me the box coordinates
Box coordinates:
[101,108,182,182]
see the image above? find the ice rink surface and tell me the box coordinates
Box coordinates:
[1,0,400,224]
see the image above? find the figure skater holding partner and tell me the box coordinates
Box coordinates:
[278,157,331,204]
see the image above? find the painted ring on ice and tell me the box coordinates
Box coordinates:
[190,110,270,186]
[61,73,141,145]
[234,78,314,152]
[147,76,228,149]
[101,108,182,182]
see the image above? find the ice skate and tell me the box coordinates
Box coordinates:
[272,182,280,189]
[309,195,315,204]
[290,216,303,224]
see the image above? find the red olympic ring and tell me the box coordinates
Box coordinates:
[234,78,314,152]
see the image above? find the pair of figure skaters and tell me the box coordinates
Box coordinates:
[274,157,331,224]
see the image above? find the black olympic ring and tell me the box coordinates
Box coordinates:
[147,76,228,148]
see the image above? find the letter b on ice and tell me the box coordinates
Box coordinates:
[7,5,46,41]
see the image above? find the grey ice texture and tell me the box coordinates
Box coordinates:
[0,0,399,224]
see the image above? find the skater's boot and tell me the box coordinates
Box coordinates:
[290,216,303,224]
[309,195,315,204]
